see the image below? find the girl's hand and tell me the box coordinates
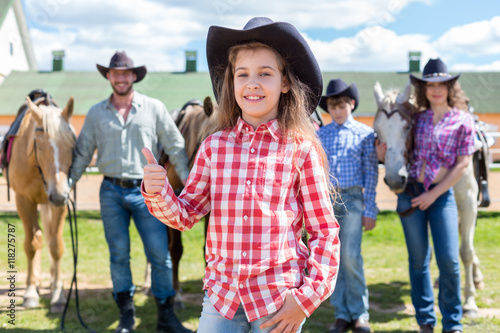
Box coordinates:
[142,147,168,194]
[259,290,306,333]
[411,191,438,211]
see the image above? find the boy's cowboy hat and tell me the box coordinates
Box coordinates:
[96,51,147,83]
[318,79,359,112]
[206,17,322,114]
[410,58,460,85]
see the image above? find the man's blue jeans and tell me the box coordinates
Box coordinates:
[330,187,369,322]
[397,183,462,332]
[99,179,175,301]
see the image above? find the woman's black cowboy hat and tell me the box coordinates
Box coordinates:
[318,79,359,112]
[96,51,147,83]
[410,58,460,85]
[206,17,323,114]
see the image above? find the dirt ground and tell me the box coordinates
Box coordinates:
[1,170,499,212]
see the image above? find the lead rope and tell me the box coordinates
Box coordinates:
[60,188,97,333]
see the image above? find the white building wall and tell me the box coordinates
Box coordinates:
[0,7,29,76]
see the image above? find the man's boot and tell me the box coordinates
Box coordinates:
[114,291,135,333]
[155,296,193,333]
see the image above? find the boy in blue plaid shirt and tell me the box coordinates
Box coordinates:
[317,79,379,333]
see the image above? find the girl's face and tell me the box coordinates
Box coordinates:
[233,47,290,129]
[425,82,449,107]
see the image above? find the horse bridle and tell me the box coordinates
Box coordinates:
[377,101,420,217]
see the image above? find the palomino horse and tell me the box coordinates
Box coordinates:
[373,80,486,317]
[6,94,75,313]
[143,96,215,307]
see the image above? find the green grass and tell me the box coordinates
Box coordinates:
[1,210,499,332]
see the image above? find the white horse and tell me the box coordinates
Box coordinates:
[373,80,485,317]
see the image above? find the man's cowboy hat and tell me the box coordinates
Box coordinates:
[410,58,460,85]
[206,17,323,114]
[318,79,359,112]
[96,51,147,83]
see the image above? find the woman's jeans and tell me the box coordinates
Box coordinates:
[397,183,462,332]
[197,292,305,333]
[100,179,175,301]
[330,187,369,322]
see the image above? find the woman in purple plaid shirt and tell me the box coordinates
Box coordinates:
[382,58,475,333]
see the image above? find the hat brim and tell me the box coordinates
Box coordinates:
[410,73,460,85]
[206,21,322,114]
[318,84,359,112]
[96,64,147,83]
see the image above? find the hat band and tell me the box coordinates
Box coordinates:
[110,61,133,68]
[423,72,451,78]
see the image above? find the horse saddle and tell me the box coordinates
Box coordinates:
[0,90,54,169]
[473,119,493,208]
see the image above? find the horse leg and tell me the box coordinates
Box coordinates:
[16,194,42,309]
[40,203,67,313]
[142,260,152,296]
[168,226,184,309]
[454,165,479,317]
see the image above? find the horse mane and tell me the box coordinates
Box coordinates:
[41,105,75,150]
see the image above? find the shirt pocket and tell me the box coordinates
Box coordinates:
[261,154,296,205]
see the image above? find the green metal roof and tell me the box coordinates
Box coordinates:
[0,70,499,116]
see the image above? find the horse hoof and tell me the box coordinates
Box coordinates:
[50,302,66,313]
[141,286,153,297]
[463,308,478,318]
[23,297,40,308]
[173,293,185,310]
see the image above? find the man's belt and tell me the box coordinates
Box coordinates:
[104,176,142,188]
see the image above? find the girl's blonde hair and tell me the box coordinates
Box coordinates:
[413,79,468,111]
[204,42,332,188]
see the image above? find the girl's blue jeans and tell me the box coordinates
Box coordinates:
[397,183,463,332]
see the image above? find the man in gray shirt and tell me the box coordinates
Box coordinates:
[70,51,192,333]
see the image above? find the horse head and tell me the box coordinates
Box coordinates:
[25,96,75,206]
[373,80,415,193]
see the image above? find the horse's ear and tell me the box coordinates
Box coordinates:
[373,81,384,108]
[25,96,43,125]
[396,79,412,105]
[203,96,213,117]
[62,97,74,121]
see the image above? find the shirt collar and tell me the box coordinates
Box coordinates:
[330,115,354,130]
[105,90,142,110]
[234,117,281,141]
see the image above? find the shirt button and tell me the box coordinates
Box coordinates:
[244,215,248,220]
[239,284,244,289]
[251,148,255,153]
[246,180,251,185]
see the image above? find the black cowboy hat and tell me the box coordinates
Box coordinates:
[410,58,460,85]
[96,51,147,83]
[318,79,359,112]
[206,17,323,114]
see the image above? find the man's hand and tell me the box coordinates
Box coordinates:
[142,147,167,194]
[375,138,387,163]
[259,290,306,333]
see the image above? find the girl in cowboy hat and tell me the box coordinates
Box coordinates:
[142,17,340,333]
[379,58,474,333]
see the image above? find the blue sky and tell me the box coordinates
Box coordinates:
[21,0,500,73]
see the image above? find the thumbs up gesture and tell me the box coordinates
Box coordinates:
[142,147,167,194]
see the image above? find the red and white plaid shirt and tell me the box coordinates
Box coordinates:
[143,117,339,322]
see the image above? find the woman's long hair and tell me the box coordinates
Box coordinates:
[204,42,332,187]
[413,79,468,111]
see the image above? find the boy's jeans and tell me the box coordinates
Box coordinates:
[330,187,369,322]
